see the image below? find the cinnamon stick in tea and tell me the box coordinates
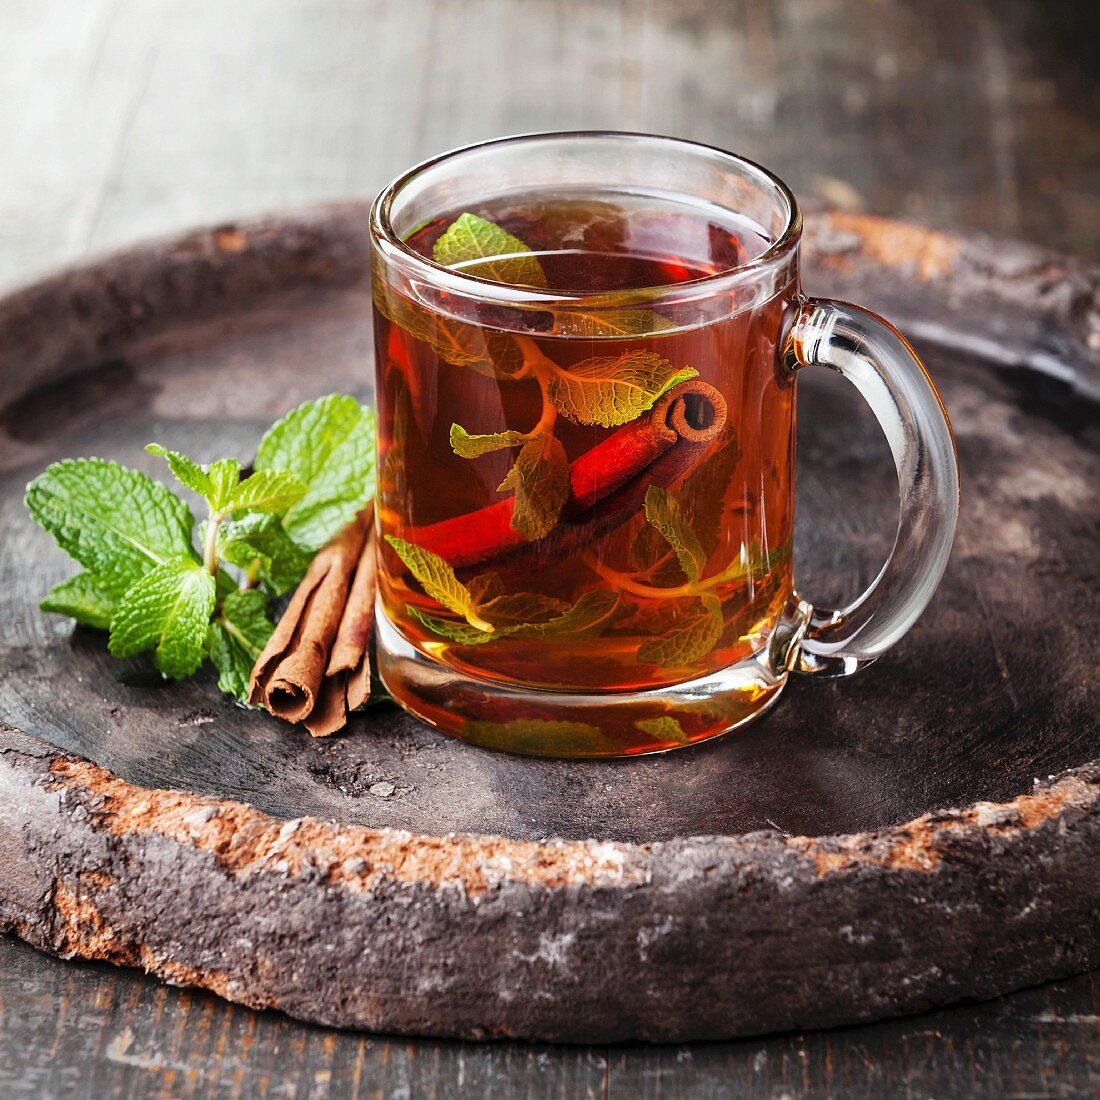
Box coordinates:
[249,503,374,727]
[407,379,728,568]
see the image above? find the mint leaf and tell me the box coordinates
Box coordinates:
[463,718,609,755]
[546,354,699,427]
[108,558,216,679]
[466,572,505,605]
[637,596,723,668]
[40,572,122,630]
[26,458,197,591]
[630,427,742,578]
[206,589,275,701]
[477,591,569,628]
[449,424,536,459]
[206,460,243,511]
[145,447,246,512]
[407,605,496,646]
[498,434,569,541]
[386,536,493,631]
[146,444,214,499]
[412,588,620,645]
[636,716,690,745]
[512,589,621,638]
[552,309,675,337]
[226,470,307,515]
[255,395,376,551]
[432,213,548,288]
[644,485,707,583]
[218,514,312,596]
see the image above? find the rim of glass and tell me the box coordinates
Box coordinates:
[369,131,803,309]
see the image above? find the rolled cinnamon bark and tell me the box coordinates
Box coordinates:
[328,524,378,711]
[484,428,746,582]
[249,505,373,725]
[406,379,728,567]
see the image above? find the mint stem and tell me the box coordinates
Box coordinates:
[203,511,224,575]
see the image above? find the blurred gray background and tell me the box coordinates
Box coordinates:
[1,0,1097,296]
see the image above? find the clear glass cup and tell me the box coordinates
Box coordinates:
[369,132,959,758]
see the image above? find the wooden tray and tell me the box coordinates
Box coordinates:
[0,205,1096,1044]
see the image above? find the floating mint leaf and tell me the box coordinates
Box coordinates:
[630,427,743,580]
[108,558,216,679]
[644,485,708,583]
[552,308,675,337]
[449,424,538,459]
[39,571,123,630]
[407,605,496,646]
[26,458,197,592]
[637,598,723,668]
[512,590,621,638]
[432,213,548,288]
[206,589,276,702]
[636,715,691,745]
[466,572,505,605]
[477,591,569,628]
[411,586,620,646]
[255,395,376,551]
[546,354,698,427]
[463,718,610,755]
[386,536,492,631]
[498,434,569,541]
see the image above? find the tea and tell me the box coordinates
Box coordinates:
[372,191,797,754]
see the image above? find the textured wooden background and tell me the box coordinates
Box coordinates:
[1,0,1098,1095]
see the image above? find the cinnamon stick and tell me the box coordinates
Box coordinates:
[249,504,373,727]
[482,428,744,584]
[303,526,379,736]
[407,379,728,567]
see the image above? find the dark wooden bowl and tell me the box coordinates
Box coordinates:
[0,204,1096,1042]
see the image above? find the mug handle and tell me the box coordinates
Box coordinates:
[783,298,961,676]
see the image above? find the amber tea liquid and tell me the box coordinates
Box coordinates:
[373,191,797,755]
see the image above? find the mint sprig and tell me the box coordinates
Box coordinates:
[26,394,376,700]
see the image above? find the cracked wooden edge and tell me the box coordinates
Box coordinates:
[2,725,1098,1041]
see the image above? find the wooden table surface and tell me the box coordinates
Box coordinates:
[1,0,1097,1095]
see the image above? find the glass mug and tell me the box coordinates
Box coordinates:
[369,132,959,758]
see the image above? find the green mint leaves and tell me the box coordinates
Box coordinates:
[386,535,622,647]
[496,434,569,541]
[643,486,707,584]
[108,559,217,679]
[206,589,277,700]
[448,424,537,458]
[27,394,376,699]
[26,457,198,593]
[386,536,494,632]
[254,393,376,551]
[432,212,548,288]
[543,353,698,428]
